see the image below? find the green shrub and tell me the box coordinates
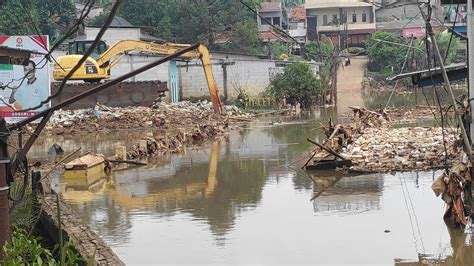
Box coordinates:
[2,227,84,265]
[266,61,322,108]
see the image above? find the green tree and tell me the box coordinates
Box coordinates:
[366,31,409,73]
[270,41,290,60]
[224,20,261,54]
[305,38,338,103]
[366,31,462,78]
[0,0,75,40]
[91,0,265,53]
[266,61,322,108]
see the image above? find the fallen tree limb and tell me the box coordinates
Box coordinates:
[307,138,347,161]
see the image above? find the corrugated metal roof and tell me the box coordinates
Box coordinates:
[259,30,289,42]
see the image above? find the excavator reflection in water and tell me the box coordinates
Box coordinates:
[62,142,220,208]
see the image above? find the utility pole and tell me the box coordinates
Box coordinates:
[0,120,10,258]
[468,0,474,143]
[419,4,473,161]
[467,0,474,217]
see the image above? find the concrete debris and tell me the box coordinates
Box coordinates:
[307,106,459,172]
[343,127,457,171]
[45,101,251,135]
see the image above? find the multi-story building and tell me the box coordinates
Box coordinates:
[305,0,376,47]
[434,0,467,36]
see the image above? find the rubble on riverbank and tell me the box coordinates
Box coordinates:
[306,106,459,172]
[44,101,252,136]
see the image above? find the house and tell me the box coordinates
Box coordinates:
[434,0,467,36]
[376,19,442,38]
[257,1,288,42]
[305,0,376,47]
[289,5,307,44]
[84,16,161,46]
[375,0,444,38]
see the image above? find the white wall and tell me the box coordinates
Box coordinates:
[84,27,141,46]
[51,49,322,102]
[307,6,375,32]
[179,59,321,100]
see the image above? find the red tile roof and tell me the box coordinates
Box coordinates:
[260,2,281,12]
[290,6,306,21]
[259,30,289,42]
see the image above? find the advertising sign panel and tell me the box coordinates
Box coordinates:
[0,35,50,123]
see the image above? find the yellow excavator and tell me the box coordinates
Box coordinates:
[53,40,222,113]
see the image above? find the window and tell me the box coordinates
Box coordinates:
[323,15,328,25]
[332,14,338,24]
[273,17,280,26]
[352,13,357,23]
[362,12,367,22]
[261,18,270,25]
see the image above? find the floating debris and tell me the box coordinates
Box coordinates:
[343,127,457,172]
[306,106,459,172]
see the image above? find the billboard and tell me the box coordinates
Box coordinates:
[0,35,50,123]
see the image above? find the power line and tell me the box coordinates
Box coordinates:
[0,0,95,96]
[16,0,122,112]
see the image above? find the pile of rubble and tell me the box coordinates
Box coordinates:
[306,106,460,172]
[343,127,457,171]
[46,101,251,135]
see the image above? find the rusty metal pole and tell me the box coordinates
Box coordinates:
[0,119,10,256]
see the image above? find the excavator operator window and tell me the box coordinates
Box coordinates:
[67,41,108,59]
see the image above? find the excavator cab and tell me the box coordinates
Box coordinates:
[68,40,108,59]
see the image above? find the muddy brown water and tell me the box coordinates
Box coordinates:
[29,90,473,265]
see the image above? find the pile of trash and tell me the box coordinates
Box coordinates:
[343,127,457,171]
[432,151,471,226]
[46,101,251,135]
[306,106,459,172]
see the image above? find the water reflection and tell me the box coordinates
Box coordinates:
[309,173,383,215]
[30,92,472,264]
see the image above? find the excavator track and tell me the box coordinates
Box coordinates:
[51,80,168,109]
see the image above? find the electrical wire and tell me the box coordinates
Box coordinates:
[443,1,461,64]
[0,0,95,96]
[422,2,452,169]
[15,0,122,112]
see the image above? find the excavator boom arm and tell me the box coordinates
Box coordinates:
[95,40,222,114]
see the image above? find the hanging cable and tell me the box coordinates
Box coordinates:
[15,0,122,112]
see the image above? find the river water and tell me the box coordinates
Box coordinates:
[31,89,474,265]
